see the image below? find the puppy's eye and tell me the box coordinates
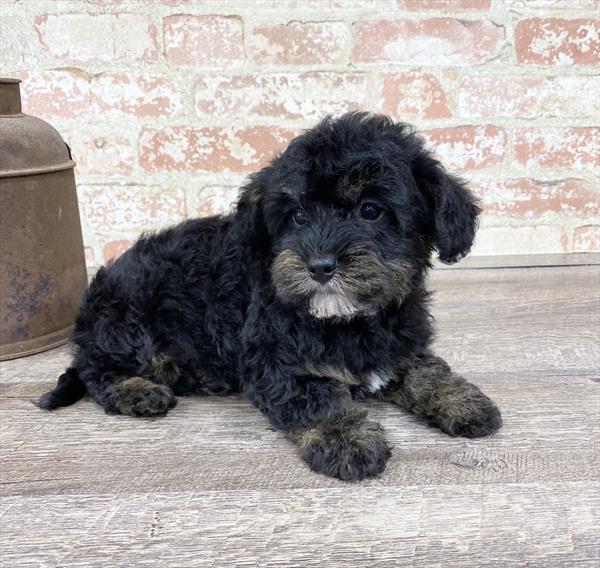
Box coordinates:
[292,209,308,226]
[359,202,382,221]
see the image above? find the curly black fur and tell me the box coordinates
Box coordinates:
[38,112,501,480]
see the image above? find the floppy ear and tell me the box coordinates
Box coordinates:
[412,150,481,264]
[233,168,271,256]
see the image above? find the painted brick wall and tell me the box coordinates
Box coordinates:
[1,0,598,266]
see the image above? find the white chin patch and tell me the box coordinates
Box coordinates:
[309,292,358,319]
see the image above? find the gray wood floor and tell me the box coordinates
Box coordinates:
[1,255,599,567]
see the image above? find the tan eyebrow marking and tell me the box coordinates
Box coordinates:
[336,173,366,202]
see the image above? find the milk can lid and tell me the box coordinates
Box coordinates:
[0,78,76,178]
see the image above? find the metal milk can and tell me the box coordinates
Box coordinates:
[0,78,88,360]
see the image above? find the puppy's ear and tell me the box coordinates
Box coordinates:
[234,169,270,254]
[412,150,481,264]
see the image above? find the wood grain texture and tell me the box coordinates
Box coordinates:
[2,483,598,568]
[433,251,600,270]
[1,260,599,567]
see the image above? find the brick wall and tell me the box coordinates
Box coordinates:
[2,0,598,266]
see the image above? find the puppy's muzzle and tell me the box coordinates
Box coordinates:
[308,256,337,285]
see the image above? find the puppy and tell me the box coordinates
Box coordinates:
[38,112,502,481]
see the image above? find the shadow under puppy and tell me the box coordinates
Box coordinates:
[38,112,502,481]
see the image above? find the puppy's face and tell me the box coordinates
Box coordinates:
[238,113,480,320]
[266,169,418,319]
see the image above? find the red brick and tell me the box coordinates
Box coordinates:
[34,13,158,63]
[163,15,244,67]
[194,72,368,120]
[573,225,600,252]
[507,1,599,11]
[15,70,91,121]
[397,0,491,10]
[103,240,133,263]
[473,178,599,218]
[353,18,504,65]
[423,126,506,171]
[249,22,350,65]
[91,74,183,118]
[82,185,186,231]
[14,71,184,122]
[67,130,136,177]
[515,18,600,65]
[380,73,451,120]
[458,75,598,119]
[513,128,599,171]
[139,126,296,173]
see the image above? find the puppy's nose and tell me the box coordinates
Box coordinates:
[308,256,337,284]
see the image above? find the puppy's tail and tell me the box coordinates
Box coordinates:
[35,367,87,410]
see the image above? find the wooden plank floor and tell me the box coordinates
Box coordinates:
[1,256,599,567]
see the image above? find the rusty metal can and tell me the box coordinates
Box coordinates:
[0,78,88,360]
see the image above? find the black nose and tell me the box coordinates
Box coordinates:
[308,256,337,284]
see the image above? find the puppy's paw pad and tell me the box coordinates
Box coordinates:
[114,377,177,417]
[296,409,391,481]
[427,382,502,438]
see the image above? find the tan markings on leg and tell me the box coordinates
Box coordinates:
[427,382,483,418]
[398,357,453,406]
[289,426,322,450]
[379,356,501,437]
[377,358,446,408]
[116,376,154,392]
[289,408,391,481]
[152,354,181,385]
[114,376,176,417]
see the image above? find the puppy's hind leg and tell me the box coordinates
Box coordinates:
[110,376,177,417]
[81,367,177,418]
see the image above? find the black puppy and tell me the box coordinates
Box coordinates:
[38,112,501,481]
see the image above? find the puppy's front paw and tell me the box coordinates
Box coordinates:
[425,381,502,438]
[293,408,391,481]
[111,377,177,417]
